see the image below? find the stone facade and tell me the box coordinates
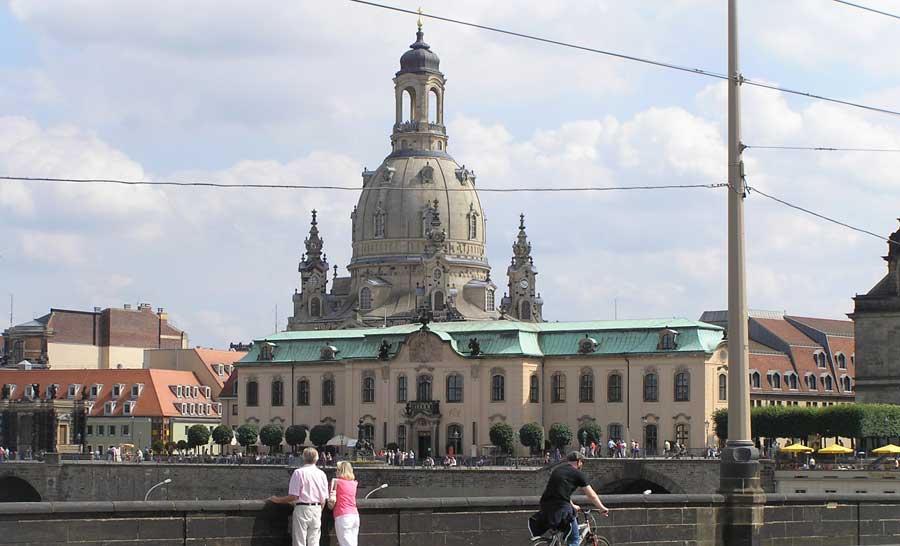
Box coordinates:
[287,27,542,331]
[851,222,900,403]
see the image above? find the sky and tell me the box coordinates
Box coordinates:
[2,0,900,347]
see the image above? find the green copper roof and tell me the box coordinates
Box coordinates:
[237,318,723,366]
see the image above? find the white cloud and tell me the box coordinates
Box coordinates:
[20,231,87,266]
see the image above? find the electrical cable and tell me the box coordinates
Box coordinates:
[349,0,900,118]
[833,0,900,21]
[745,145,900,153]
[0,175,727,193]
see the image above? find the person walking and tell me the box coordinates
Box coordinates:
[268,447,329,546]
[330,461,360,546]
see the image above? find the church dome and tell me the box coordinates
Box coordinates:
[398,30,441,76]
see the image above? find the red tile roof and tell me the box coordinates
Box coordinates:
[786,316,854,337]
[193,348,245,388]
[219,370,238,399]
[754,318,819,347]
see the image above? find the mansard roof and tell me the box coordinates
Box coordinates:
[238,318,724,365]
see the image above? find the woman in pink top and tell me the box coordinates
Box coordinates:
[332,461,359,546]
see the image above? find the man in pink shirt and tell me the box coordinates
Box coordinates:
[269,447,329,546]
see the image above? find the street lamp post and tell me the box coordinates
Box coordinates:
[144,478,172,501]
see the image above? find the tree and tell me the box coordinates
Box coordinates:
[309,424,335,447]
[519,422,544,453]
[577,422,603,446]
[176,440,188,452]
[151,440,165,455]
[211,425,234,452]
[285,425,308,452]
[165,441,176,454]
[489,422,515,454]
[548,423,573,450]
[260,424,285,453]
[187,424,211,452]
[236,423,259,449]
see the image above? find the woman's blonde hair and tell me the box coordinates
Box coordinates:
[335,460,355,480]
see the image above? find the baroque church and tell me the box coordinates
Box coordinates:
[288,23,543,331]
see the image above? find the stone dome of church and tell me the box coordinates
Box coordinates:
[398,30,442,76]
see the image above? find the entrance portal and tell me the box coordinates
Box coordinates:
[418,432,432,458]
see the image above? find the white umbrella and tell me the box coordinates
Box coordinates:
[326,434,357,447]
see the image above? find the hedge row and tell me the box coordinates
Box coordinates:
[713,403,900,440]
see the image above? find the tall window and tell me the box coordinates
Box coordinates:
[322,378,335,406]
[362,375,375,403]
[529,375,539,403]
[674,372,689,402]
[644,424,658,456]
[579,372,594,403]
[361,424,375,444]
[271,379,284,407]
[397,425,407,450]
[824,375,834,391]
[808,375,817,390]
[837,354,847,369]
[771,373,781,389]
[643,373,658,402]
[433,291,445,311]
[608,423,623,441]
[843,376,852,391]
[485,290,495,312]
[607,373,622,403]
[551,372,566,403]
[816,353,826,368]
[310,298,321,318]
[675,424,689,447]
[397,375,408,402]
[246,380,259,407]
[491,374,505,402]
[521,301,532,320]
[417,375,432,401]
[468,212,478,240]
[359,287,372,311]
[374,207,386,239]
[751,371,761,389]
[718,374,727,401]
[788,373,798,390]
[446,374,463,403]
[447,424,463,455]
[297,379,310,406]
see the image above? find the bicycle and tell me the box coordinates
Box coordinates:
[529,507,611,546]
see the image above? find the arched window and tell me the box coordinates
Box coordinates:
[397,425,407,450]
[674,372,690,402]
[362,375,375,403]
[836,353,847,369]
[643,372,658,402]
[446,374,463,403]
[807,374,817,391]
[359,287,372,311]
[417,374,432,401]
[607,373,622,403]
[397,375,408,402]
[675,424,690,447]
[520,301,532,320]
[718,374,727,401]
[361,424,375,444]
[271,379,284,407]
[374,206,386,239]
[297,379,310,406]
[246,380,259,407]
[750,371,761,389]
[322,377,335,406]
[579,371,594,403]
[788,373,798,390]
[432,290,445,311]
[529,375,539,403]
[824,375,834,391]
[843,376,852,391]
[551,372,566,402]
[447,424,463,455]
[468,210,478,240]
[771,373,781,389]
[309,297,321,318]
[491,374,505,402]
[402,88,416,121]
[816,352,827,368]
[485,289,495,312]
[644,424,658,456]
[429,88,439,124]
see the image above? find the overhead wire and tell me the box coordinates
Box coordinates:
[833,0,900,21]
[745,145,900,153]
[349,0,900,118]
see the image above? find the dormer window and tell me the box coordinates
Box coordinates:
[190,403,197,415]
[192,386,199,399]
[198,403,205,415]
[176,385,184,398]
[750,371,761,389]
[657,328,678,351]
[104,402,116,415]
[123,401,134,415]
[225,364,234,375]
[131,384,143,397]
[320,344,339,361]
[769,372,781,389]
[259,342,275,361]
[836,353,847,369]
[112,384,126,398]
[578,336,598,354]
[216,403,222,415]
[359,287,373,311]
[90,384,102,398]
[485,289,495,312]
[203,386,211,398]
[815,352,827,368]
[1,384,15,399]
[24,384,35,399]
[216,364,224,377]
[68,384,78,398]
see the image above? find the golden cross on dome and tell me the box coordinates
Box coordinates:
[417,7,423,30]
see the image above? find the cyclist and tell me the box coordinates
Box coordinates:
[528,451,609,546]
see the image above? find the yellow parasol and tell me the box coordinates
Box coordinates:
[817,444,853,455]
[781,443,814,453]
[873,444,900,455]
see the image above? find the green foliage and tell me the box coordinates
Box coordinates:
[260,424,285,450]
[715,403,900,441]
[151,440,165,454]
[211,424,234,447]
[235,423,259,447]
[712,408,728,441]
[309,424,335,447]
[386,442,399,451]
[489,422,515,453]
[548,423,573,450]
[519,422,544,451]
[176,440,188,451]
[187,424,211,449]
[576,422,603,446]
[285,425,308,448]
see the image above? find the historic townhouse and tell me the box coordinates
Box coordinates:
[236,319,727,457]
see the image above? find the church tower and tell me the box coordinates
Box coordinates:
[502,214,543,322]
[288,210,330,329]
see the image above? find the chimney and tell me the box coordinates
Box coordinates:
[138,303,152,312]
[157,308,168,322]
[93,307,101,313]
[123,304,132,310]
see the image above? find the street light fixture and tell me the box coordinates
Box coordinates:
[364,483,389,499]
[144,478,172,501]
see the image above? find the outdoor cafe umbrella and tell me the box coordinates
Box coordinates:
[326,434,358,454]
[873,444,900,455]
[781,444,813,453]
[818,444,853,467]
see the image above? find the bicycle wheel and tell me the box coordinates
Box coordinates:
[584,532,611,546]
[528,539,554,546]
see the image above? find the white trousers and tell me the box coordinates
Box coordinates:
[292,504,322,546]
[334,514,360,546]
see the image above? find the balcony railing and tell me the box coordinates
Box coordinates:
[393,121,446,135]
[404,400,440,418]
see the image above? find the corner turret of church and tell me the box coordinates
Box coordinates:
[501,214,543,322]
[288,210,331,329]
